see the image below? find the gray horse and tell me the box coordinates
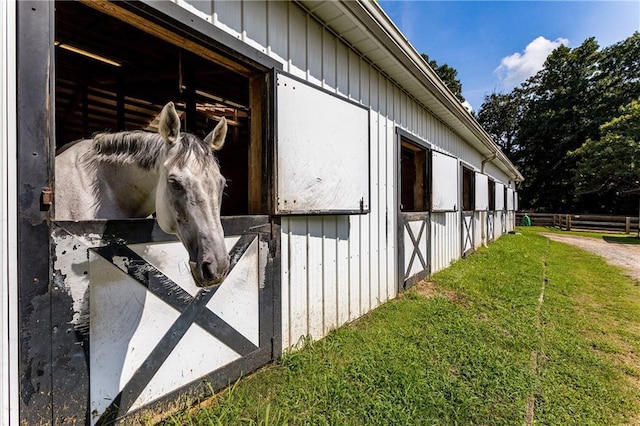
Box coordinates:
[55,102,230,287]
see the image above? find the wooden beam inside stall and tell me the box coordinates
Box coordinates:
[79,0,253,77]
[248,74,263,214]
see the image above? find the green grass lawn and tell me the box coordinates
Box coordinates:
[160,227,640,425]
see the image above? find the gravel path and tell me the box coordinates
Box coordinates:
[542,233,640,281]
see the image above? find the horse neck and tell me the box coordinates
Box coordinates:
[88,132,167,218]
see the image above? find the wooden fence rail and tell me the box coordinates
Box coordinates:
[516,212,640,234]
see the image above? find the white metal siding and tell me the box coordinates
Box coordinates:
[431,212,460,274]
[1,1,17,423]
[174,0,516,349]
[280,109,396,348]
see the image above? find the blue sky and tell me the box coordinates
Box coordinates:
[378,1,640,112]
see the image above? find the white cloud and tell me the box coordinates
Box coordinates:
[495,36,569,88]
[462,100,474,114]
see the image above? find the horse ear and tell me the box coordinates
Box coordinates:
[159,102,180,143]
[204,117,227,151]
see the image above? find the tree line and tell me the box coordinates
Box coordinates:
[477,33,640,214]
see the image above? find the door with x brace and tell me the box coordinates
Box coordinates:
[399,213,431,290]
[398,137,431,291]
[51,216,278,424]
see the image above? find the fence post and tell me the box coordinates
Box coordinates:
[626,217,631,234]
[566,214,571,231]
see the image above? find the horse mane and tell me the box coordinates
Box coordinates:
[85,131,165,170]
[84,131,217,171]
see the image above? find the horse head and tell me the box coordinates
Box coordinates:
[155,102,230,287]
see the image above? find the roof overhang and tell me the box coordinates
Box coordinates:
[296,0,524,182]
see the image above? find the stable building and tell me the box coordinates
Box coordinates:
[0,0,522,423]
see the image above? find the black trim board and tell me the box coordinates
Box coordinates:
[17,1,55,423]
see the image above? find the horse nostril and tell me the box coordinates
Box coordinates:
[201,261,214,282]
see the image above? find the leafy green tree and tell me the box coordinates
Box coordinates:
[421,53,465,103]
[516,38,601,212]
[475,32,640,213]
[591,32,640,128]
[571,99,640,213]
[477,91,524,160]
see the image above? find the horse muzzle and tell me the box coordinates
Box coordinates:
[189,255,230,287]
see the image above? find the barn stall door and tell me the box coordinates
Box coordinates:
[496,182,506,235]
[487,179,496,242]
[398,136,432,290]
[475,172,489,246]
[52,217,277,424]
[275,72,370,215]
[461,166,475,256]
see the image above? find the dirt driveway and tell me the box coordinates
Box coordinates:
[542,233,640,281]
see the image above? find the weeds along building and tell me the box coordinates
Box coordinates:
[1,0,522,423]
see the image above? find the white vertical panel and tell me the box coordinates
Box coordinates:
[348,50,360,101]
[348,215,361,320]
[375,96,387,306]
[213,0,241,37]
[288,4,306,78]
[322,29,336,89]
[360,60,370,106]
[306,17,323,86]
[359,209,371,316]
[266,1,288,63]
[336,216,350,326]
[369,65,379,113]
[366,110,379,310]
[372,112,384,306]
[336,41,349,96]
[385,113,397,301]
[287,218,309,347]
[306,218,324,339]
[394,87,401,124]
[322,217,338,333]
[373,110,389,307]
[242,0,267,53]
[1,1,17,423]
[280,218,290,349]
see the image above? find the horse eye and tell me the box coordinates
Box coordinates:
[168,177,184,192]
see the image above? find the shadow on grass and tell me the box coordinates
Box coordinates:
[602,235,640,245]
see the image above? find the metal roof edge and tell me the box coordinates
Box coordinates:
[338,0,524,182]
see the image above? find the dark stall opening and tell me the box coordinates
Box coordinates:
[54,1,262,216]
